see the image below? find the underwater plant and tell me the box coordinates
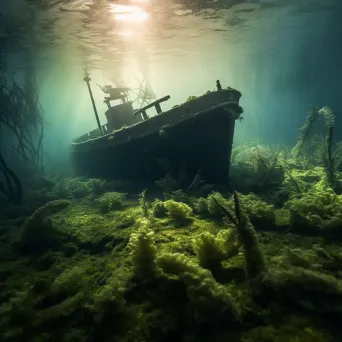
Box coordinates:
[0,152,23,204]
[207,192,230,218]
[230,144,284,195]
[89,178,111,195]
[139,189,149,217]
[0,75,44,171]
[155,158,207,200]
[212,191,342,314]
[193,229,239,272]
[163,199,193,225]
[51,266,88,296]
[284,179,342,236]
[280,161,302,196]
[168,189,193,205]
[213,192,267,285]
[127,221,159,280]
[96,191,127,213]
[194,196,210,216]
[56,177,91,198]
[292,105,341,192]
[240,322,335,342]
[0,289,36,339]
[57,177,111,199]
[155,158,185,195]
[263,266,342,314]
[87,273,128,323]
[151,199,167,218]
[156,252,239,323]
[241,193,276,230]
[292,106,319,159]
[318,106,339,191]
[193,232,226,272]
[2,174,342,340]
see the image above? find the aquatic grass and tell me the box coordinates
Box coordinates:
[163,199,193,226]
[95,191,127,213]
[292,105,340,192]
[2,173,342,340]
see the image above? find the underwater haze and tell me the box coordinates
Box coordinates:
[1,0,342,341]
[1,0,342,165]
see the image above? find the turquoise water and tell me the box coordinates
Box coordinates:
[1,1,342,341]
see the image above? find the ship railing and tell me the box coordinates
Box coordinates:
[133,95,170,120]
[73,123,109,143]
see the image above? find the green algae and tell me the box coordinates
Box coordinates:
[1,142,342,341]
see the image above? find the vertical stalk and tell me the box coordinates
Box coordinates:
[83,76,103,136]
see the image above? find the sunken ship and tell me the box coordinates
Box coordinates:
[71,78,243,184]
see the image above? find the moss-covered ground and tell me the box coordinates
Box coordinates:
[1,141,342,342]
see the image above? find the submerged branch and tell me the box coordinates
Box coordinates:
[0,76,44,170]
[0,153,23,204]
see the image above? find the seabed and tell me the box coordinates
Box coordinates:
[1,135,342,342]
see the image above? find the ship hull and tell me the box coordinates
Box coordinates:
[71,89,242,185]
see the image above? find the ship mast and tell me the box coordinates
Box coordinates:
[83,75,103,136]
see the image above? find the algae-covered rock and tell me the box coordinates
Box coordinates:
[19,200,71,253]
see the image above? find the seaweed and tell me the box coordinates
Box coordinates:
[139,189,149,217]
[212,192,267,283]
[0,153,23,204]
[292,105,341,192]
